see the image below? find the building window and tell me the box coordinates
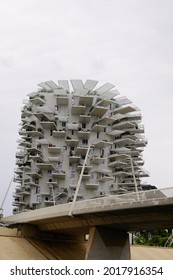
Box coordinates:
[55,105,59,111]
[82,139,88,145]
[101,149,104,157]
[82,123,86,129]
[35,186,40,194]
[35,178,39,185]
[58,162,63,169]
[70,170,75,178]
[36,194,41,202]
[62,122,66,128]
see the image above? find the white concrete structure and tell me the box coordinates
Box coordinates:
[13,80,148,214]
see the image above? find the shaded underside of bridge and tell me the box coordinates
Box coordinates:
[2,191,173,259]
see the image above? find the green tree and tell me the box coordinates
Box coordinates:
[135,230,172,247]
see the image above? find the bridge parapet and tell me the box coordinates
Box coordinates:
[73,187,173,215]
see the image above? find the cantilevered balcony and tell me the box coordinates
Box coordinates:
[137,169,150,178]
[91,124,106,132]
[69,155,81,163]
[22,122,36,131]
[17,188,31,196]
[96,169,114,182]
[71,104,86,115]
[85,183,99,189]
[65,137,79,146]
[108,159,127,168]
[125,112,142,121]
[25,128,44,137]
[75,146,89,155]
[66,123,79,130]
[98,115,116,125]
[13,198,26,206]
[44,199,55,206]
[12,191,22,198]
[29,95,45,105]
[25,169,42,178]
[29,153,44,162]
[79,114,91,123]
[127,124,144,134]
[109,184,129,194]
[48,145,61,154]
[77,130,91,139]
[17,138,32,147]
[52,170,66,179]
[78,95,94,106]
[112,121,135,130]
[33,110,54,121]
[48,156,60,162]
[113,138,135,146]
[113,170,130,176]
[18,128,27,136]
[55,89,69,105]
[90,106,108,117]
[110,147,131,155]
[14,168,23,175]
[24,178,39,187]
[27,147,41,153]
[21,107,32,118]
[16,150,26,158]
[47,179,58,187]
[96,99,112,107]
[14,175,23,183]
[90,155,106,164]
[134,139,148,147]
[52,130,66,138]
[69,185,77,190]
[16,159,24,167]
[97,174,114,182]
[82,173,91,180]
[36,162,54,170]
[92,139,112,148]
[112,104,138,114]
[76,164,92,171]
[40,120,56,129]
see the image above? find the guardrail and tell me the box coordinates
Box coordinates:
[73,187,173,214]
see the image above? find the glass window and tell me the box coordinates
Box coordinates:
[70,170,75,178]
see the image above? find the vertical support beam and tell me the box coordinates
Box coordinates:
[85,227,131,260]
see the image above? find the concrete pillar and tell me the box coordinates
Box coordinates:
[85,226,131,260]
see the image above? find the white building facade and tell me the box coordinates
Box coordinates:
[13,80,149,214]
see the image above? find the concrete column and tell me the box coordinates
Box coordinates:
[85,226,131,260]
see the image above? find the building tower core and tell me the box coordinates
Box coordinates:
[13,80,148,214]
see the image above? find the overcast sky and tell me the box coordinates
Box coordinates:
[0,0,173,216]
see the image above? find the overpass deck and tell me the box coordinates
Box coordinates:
[1,187,173,232]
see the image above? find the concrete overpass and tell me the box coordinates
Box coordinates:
[1,187,173,259]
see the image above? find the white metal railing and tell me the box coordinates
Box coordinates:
[73,187,173,214]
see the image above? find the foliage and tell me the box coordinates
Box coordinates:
[135,230,173,247]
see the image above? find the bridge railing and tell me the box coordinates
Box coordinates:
[73,187,173,213]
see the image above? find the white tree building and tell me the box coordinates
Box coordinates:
[13,80,149,214]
